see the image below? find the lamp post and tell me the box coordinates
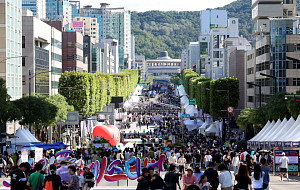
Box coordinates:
[260,73,277,94]
[247,82,262,108]
[28,70,52,131]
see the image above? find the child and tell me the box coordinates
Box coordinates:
[199,175,212,190]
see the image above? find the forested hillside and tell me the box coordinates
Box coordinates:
[132,0,252,59]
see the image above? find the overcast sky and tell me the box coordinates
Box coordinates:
[80,0,236,12]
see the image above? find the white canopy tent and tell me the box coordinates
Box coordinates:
[280,115,300,141]
[250,120,273,142]
[10,129,40,146]
[199,122,209,135]
[258,119,282,142]
[262,118,287,142]
[205,124,216,135]
[270,117,295,142]
[185,105,198,117]
[184,119,204,131]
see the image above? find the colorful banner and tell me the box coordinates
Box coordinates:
[274,150,299,172]
[72,21,84,33]
[292,142,300,148]
[277,142,283,147]
[283,142,292,148]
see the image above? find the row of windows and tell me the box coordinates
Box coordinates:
[147,63,181,66]
[51,38,62,49]
[256,62,270,72]
[256,45,270,57]
[51,52,62,62]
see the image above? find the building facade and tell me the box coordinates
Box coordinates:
[22,12,52,96]
[188,42,200,70]
[147,51,181,81]
[22,0,46,19]
[73,17,99,43]
[80,3,131,71]
[181,49,189,70]
[62,31,87,72]
[0,0,22,100]
[46,0,72,30]
[135,55,146,80]
[100,38,119,73]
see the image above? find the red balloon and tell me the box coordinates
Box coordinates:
[93,125,120,146]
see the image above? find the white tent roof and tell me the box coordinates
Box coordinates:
[181,96,189,107]
[199,122,209,135]
[250,120,271,142]
[270,117,295,142]
[205,124,216,134]
[259,119,281,142]
[251,120,276,142]
[262,118,287,142]
[10,129,40,146]
[177,85,187,96]
[185,105,198,117]
[280,115,300,141]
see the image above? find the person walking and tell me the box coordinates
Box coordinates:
[235,164,253,190]
[260,158,270,190]
[182,167,199,190]
[9,163,27,190]
[27,163,44,190]
[193,166,203,183]
[279,152,289,181]
[65,165,79,190]
[204,151,212,168]
[204,162,219,190]
[169,152,178,165]
[76,168,84,190]
[251,164,264,190]
[218,164,233,190]
[231,152,240,176]
[164,164,181,190]
[148,167,165,190]
[83,167,94,190]
[44,164,63,190]
[178,153,187,175]
[57,160,72,190]
[137,168,151,190]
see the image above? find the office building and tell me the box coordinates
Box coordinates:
[181,49,189,70]
[199,34,210,76]
[101,38,119,73]
[22,0,46,19]
[46,0,72,30]
[146,51,181,80]
[22,10,52,97]
[73,17,99,43]
[188,42,200,70]
[80,3,131,71]
[91,45,101,73]
[0,0,22,101]
[131,35,135,69]
[245,0,297,108]
[70,0,80,19]
[62,31,87,72]
[135,55,146,80]
[200,10,228,35]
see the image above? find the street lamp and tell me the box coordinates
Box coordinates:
[28,70,52,131]
[260,73,277,94]
[247,82,262,108]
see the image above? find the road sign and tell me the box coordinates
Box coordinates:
[181,114,186,119]
[189,98,196,105]
[186,114,190,118]
[227,106,234,113]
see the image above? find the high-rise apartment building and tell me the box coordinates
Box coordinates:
[181,49,189,70]
[0,0,22,100]
[70,1,80,19]
[22,0,46,19]
[73,17,99,43]
[80,3,131,71]
[46,0,72,30]
[200,10,228,35]
[131,35,135,69]
[245,0,298,108]
[96,38,119,73]
[188,42,200,70]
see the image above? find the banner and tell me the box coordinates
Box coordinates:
[292,142,300,148]
[274,150,299,172]
[21,149,29,163]
[35,148,43,163]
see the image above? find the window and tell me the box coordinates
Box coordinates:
[248,96,254,102]
[22,36,25,48]
[22,57,25,66]
[293,78,300,86]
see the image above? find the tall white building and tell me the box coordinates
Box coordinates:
[181,49,189,70]
[188,42,200,70]
[200,10,228,35]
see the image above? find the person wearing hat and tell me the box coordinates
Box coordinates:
[279,152,289,181]
[182,167,199,190]
[204,162,219,190]
[137,168,151,190]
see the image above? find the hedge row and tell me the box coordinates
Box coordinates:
[58,69,139,116]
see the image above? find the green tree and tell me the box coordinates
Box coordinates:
[286,90,300,118]
[236,109,252,130]
[48,94,74,124]
[210,77,239,118]
[263,92,290,121]
[200,80,211,113]
[170,74,181,85]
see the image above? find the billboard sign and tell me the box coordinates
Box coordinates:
[72,21,84,33]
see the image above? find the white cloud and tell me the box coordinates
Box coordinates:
[80,0,236,12]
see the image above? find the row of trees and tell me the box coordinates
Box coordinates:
[237,92,300,130]
[58,69,140,116]
[181,69,240,118]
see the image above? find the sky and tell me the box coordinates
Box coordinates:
[80,0,237,12]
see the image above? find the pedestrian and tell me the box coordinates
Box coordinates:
[76,168,84,190]
[57,160,72,190]
[164,164,181,190]
[204,162,219,190]
[178,153,187,175]
[194,150,202,168]
[0,154,7,177]
[251,164,264,190]
[44,164,63,190]
[193,166,203,183]
[169,152,178,165]
[199,175,212,190]
[137,168,151,190]
[75,156,84,169]
[231,152,240,176]
[260,158,270,190]
[279,152,289,181]
[223,152,231,171]
[218,164,233,190]
[83,167,94,190]
[148,167,165,190]
[204,151,212,168]
[27,163,44,190]
[182,167,199,190]
[9,162,27,190]
[235,164,253,190]
[214,150,223,170]
[65,165,79,190]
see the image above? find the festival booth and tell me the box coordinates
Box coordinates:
[205,124,216,136]
[199,122,209,135]
[183,119,204,132]
[10,128,40,146]
[249,115,300,172]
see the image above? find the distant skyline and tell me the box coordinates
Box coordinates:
[80,0,236,12]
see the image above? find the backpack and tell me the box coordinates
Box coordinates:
[241,154,244,160]
[45,181,53,190]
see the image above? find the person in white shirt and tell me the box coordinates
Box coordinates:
[177,153,186,174]
[168,152,177,165]
[204,151,212,168]
[166,150,171,159]
[231,152,240,176]
[241,150,248,162]
[218,164,233,190]
[251,164,265,189]
[279,152,289,181]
